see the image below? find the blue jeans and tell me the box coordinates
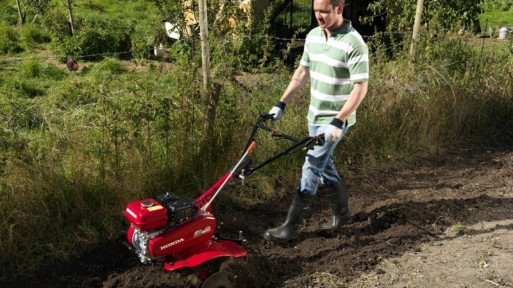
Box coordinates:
[298,121,350,195]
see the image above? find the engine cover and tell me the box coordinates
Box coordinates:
[156,192,197,226]
[124,199,168,231]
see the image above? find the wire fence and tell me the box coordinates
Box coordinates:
[3,28,511,66]
[1,25,512,179]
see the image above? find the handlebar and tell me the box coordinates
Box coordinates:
[255,113,325,145]
[259,113,276,122]
[238,114,325,178]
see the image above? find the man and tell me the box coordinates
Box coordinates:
[264,0,369,243]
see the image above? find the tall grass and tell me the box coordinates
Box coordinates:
[1,29,513,277]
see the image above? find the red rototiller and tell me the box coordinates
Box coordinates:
[123,114,324,287]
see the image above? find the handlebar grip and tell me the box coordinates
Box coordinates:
[317,135,325,146]
[246,141,257,154]
[260,114,275,121]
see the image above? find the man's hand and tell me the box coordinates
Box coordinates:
[324,118,345,142]
[268,101,286,121]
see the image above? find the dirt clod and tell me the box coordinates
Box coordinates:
[2,147,512,287]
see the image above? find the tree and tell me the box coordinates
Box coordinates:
[365,0,483,31]
[16,0,26,24]
[17,0,52,24]
[65,0,74,35]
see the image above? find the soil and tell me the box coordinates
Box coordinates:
[2,142,513,288]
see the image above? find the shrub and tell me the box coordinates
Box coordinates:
[20,23,52,47]
[93,58,127,75]
[418,32,474,76]
[60,18,132,61]
[0,25,24,54]
[40,6,70,39]
[20,59,65,80]
[0,79,44,130]
[20,60,42,78]
[1,76,45,99]
[130,19,164,60]
[49,80,97,107]
[0,2,19,26]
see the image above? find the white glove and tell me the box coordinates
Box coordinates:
[268,101,286,121]
[324,118,345,142]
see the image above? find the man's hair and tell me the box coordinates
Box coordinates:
[331,0,345,6]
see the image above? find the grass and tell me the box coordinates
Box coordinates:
[1,0,513,278]
[479,9,513,30]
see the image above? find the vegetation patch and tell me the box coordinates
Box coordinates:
[0,0,512,279]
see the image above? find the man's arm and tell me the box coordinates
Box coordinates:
[335,81,368,122]
[279,66,310,103]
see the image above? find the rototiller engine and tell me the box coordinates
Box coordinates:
[123,114,324,286]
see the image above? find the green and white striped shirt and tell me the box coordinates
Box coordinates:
[300,20,369,126]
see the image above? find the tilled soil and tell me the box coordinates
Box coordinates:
[2,144,512,288]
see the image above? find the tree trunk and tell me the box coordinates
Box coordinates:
[16,0,25,25]
[66,0,75,36]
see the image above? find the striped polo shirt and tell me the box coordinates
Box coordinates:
[300,20,369,126]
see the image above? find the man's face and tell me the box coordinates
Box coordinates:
[313,0,343,31]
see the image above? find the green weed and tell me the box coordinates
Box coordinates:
[0,25,24,54]
[0,0,512,278]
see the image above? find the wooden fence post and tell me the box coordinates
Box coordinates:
[197,0,218,141]
[410,0,424,61]
[197,0,222,184]
[198,0,211,92]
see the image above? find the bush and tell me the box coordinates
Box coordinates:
[40,7,70,39]
[60,18,132,61]
[92,58,127,76]
[20,60,42,78]
[419,33,474,76]
[2,77,45,99]
[129,18,164,60]
[0,2,19,26]
[20,59,65,80]
[0,79,44,130]
[20,23,52,47]
[49,80,98,107]
[0,25,24,54]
